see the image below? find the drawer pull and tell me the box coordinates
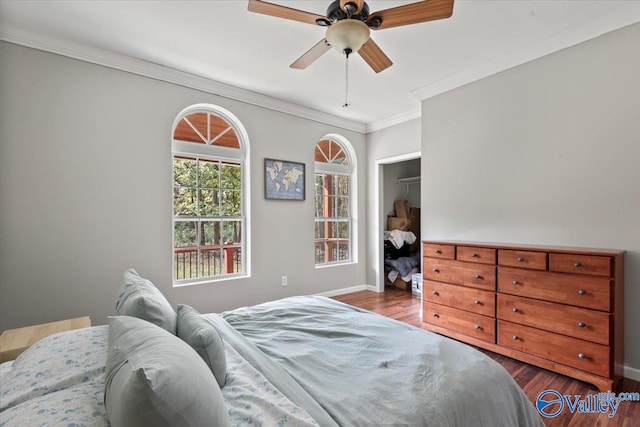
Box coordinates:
[512,280,519,286]
[512,335,519,341]
[512,307,519,313]
[474,325,481,330]
[432,268,439,273]
[474,300,480,305]
[474,274,482,280]
[432,313,439,318]
[432,290,439,296]
[517,257,524,262]
[434,249,441,254]
[578,322,585,328]
[471,253,479,258]
[578,353,586,359]
[578,289,586,295]
[574,262,582,267]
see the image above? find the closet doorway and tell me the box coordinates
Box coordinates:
[375,152,421,292]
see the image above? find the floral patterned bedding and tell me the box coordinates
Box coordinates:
[0,326,109,427]
[0,325,318,427]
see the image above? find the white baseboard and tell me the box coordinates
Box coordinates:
[624,364,640,382]
[315,284,378,297]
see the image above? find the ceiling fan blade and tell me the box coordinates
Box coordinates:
[290,39,332,69]
[369,0,454,30]
[358,38,392,73]
[340,0,365,15]
[248,0,327,25]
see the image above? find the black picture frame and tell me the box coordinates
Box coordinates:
[264,158,306,200]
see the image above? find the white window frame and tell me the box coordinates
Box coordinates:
[314,134,358,268]
[171,104,251,286]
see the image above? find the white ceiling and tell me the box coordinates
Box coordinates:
[2,1,640,130]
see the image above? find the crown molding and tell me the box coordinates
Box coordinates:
[411,8,640,101]
[0,22,367,134]
[366,108,421,134]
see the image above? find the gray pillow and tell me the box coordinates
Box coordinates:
[115,268,176,334]
[177,304,227,388]
[104,316,230,427]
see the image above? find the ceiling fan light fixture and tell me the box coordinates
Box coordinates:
[326,19,370,55]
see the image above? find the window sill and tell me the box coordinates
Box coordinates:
[173,273,249,288]
[315,260,356,269]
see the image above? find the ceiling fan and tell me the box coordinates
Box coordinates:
[247,0,454,73]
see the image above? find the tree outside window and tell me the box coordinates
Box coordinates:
[314,138,353,265]
[172,106,248,284]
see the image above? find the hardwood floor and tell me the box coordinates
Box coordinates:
[332,288,640,427]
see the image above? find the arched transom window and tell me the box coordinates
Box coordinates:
[173,111,240,148]
[314,137,354,265]
[172,105,249,285]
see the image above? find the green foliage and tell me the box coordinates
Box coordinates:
[314,173,351,265]
[173,158,241,219]
[173,157,243,275]
[174,221,197,247]
[314,173,350,219]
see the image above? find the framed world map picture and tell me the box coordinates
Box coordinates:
[264,158,305,200]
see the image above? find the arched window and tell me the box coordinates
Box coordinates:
[172,104,249,285]
[314,136,355,266]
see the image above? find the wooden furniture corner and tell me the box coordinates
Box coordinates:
[0,316,92,363]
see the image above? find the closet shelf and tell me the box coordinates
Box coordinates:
[397,176,420,194]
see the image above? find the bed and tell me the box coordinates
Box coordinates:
[0,269,544,427]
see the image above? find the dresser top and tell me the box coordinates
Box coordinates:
[422,240,624,257]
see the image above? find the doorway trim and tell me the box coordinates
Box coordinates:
[374,151,421,292]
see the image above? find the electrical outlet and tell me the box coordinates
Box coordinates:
[281,276,287,287]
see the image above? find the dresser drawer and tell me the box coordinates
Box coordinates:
[424,302,495,343]
[498,266,611,311]
[549,253,612,277]
[423,259,459,283]
[423,243,455,259]
[497,294,610,345]
[423,259,496,291]
[457,246,496,265]
[423,280,495,317]
[498,250,547,270]
[498,321,610,377]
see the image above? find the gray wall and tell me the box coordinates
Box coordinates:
[421,23,640,373]
[0,41,367,330]
[365,118,421,289]
[383,159,421,218]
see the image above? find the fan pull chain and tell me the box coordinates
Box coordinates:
[343,53,350,108]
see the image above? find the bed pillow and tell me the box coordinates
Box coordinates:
[104,316,229,427]
[176,304,227,388]
[115,268,176,334]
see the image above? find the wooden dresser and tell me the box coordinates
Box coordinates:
[421,240,624,392]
